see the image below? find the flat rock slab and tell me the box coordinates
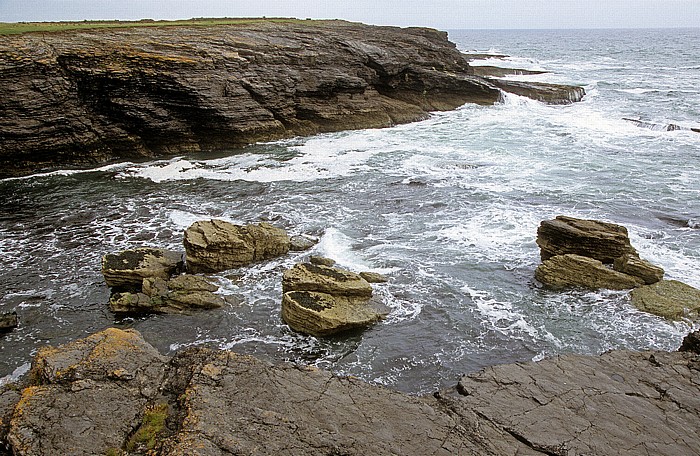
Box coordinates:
[630,279,700,321]
[535,254,643,290]
[536,215,637,263]
[184,220,290,273]
[101,247,184,288]
[613,253,664,284]
[454,350,700,456]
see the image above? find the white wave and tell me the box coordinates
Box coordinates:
[617,88,656,94]
[0,363,30,387]
[462,285,540,338]
[2,162,132,182]
[316,228,373,272]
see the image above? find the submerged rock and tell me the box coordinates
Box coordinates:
[613,253,664,285]
[360,271,390,283]
[110,274,227,314]
[101,247,184,289]
[281,263,384,336]
[0,312,18,333]
[536,215,637,263]
[535,254,644,290]
[630,279,700,321]
[289,235,319,252]
[184,220,290,273]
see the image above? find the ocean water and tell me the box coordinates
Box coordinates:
[1,28,699,393]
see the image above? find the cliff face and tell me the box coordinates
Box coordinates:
[0,21,505,178]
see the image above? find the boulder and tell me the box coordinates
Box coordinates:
[630,280,700,321]
[679,330,700,354]
[281,291,388,337]
[281,263,385,336]
[613,253,664,284]
[535,254,644,290]
[110,274,226,314]
[360,271,389,283]
[536,216,637,263]
[7,328,165,456]
[101,247,184,289]
[282,263,373,297]
[0,312,18,333]
[184,220,290,273]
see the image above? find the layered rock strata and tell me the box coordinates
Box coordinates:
[0,20,584,178]
[281,262,387,336]
[183,220,289,273]
[535,253,644,290]
[2,328,699,455]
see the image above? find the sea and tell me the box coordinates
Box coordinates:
[1,28,699,394]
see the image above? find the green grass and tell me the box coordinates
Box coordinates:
[0,17,323,36]
[126,402,169,452]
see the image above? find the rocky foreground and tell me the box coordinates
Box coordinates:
[1,328,698,455]
[0,20,584,178]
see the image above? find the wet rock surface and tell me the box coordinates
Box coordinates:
[184,220,289,273]
[489,79,586,104]
[537,216,637,263]
[281,262,386,336]
[0,20,586,178]
[2,329,699,455]
[630,279,700,321]
[613,253,664,285]
[0,313,18,333]
[535,253,644,290]
[101,247,184,289]
[109,274,230,314]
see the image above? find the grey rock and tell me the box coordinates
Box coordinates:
[536,215,638,263]
[0,312,18,333]
[3,329,700,455]
[613,253,664,284]
[7,328,165,456]
[101,247,184,289]
[490,79,586,104]
[535,254,644,290]
[453,350,700,456]
[471,65,547,77]
[184,220,290,273]
[630,279,700,321]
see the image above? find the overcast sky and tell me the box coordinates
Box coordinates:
[1,0,699,29]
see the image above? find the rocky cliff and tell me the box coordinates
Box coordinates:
[0,20,582,178]
[1,328,698,455]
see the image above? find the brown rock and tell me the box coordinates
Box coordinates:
[535,254,644,290]
[613,253,664,284]
[360,271,389,283]
[0,312,18,333]
[536,215,638,263]
[282,263,373,297]
[281,291,387,337]
[183,220,290,273]
[630,280,700,321]
[101,247,184,289]
[309,255,336,267]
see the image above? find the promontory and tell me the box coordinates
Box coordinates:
[0,19,583,178]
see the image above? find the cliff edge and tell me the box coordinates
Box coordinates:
[0,20,583,178]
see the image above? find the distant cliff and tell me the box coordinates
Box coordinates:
[0,20,581,178]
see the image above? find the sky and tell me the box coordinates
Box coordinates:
[0,0,699,29]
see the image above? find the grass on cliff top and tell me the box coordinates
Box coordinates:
[0,17,326,35]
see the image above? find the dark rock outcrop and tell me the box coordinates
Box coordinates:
[281,262,386,336]
[0,313,18,333]
[183,220,289,273]
[109,274,230,314]
[679,330,700,354]
[536,216,638,263]
[630,279,700,321]
[535,253,644,290]
[3,328,700,455]
[489,79,586,104]
[101,247,184,289]
[0,20,585,178]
